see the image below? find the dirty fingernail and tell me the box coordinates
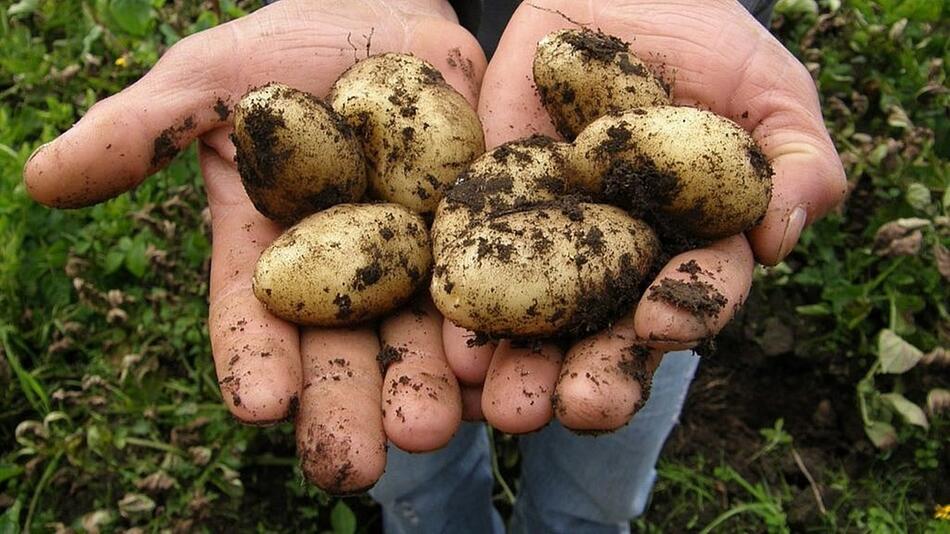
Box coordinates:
[777,206,808,261]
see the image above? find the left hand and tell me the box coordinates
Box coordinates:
[444,0,847,433]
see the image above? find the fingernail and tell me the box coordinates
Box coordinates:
[777,206,808,261]
[27,142,50,164]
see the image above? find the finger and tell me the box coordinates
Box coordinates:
[481,341,561,434]
[409,17,488,107]
[461,385,485,422]
[296,327,386,494]
[201,145,301,423]
[24,26,240,208]
[380,299,462,452]
[554,318,662,431]
[443,320,496,386]
[634,235,754,347]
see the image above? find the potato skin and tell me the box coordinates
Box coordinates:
[254,203,431,326]
[431,136,571,255]
[534,29,671,141]
[432,202,659,338]
[232,83,367,226]
[329,53,485,214]
[570,106,773,239]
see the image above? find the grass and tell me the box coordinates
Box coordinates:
[0,0,947,532]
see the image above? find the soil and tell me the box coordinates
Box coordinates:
[214,97,231,121]
[648,278,728,318]
[446,47,478,96]
[376,345,406,374]
[151,115,196,168]
[560,28,631,65]
[618,344,654,412]
[601,155,680,218]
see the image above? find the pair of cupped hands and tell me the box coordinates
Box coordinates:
[24,0,845,493]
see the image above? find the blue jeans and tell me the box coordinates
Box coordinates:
[369,351,699,533]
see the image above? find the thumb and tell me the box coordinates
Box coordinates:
[23,25,238,208]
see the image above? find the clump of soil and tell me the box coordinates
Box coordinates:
[561,29,630,65]
[232,96,289,190]
[151,115,196,168]
[601,155,680,218]
[648,278,727,318]
[376,345,407,374]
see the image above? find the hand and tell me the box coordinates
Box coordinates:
[443,0,846,433]
[23,0,486,493]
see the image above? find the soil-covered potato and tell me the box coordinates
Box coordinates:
[254,203,431,326]
[431,136,571,255]
[432,202,659,338]
[329,53,485,214]
[232,83,367,226]
[534,29,671,141]
[570,106,773,239]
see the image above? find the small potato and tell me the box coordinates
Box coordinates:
[233,83,367,226]
[254,203,431,326]
[432,202,659,338]
[330,53,485,214]
[534,29,671,140]
[570,106,773,239]
[432,136,571,255]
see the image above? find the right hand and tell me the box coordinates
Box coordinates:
[443,0,846,435]
[23,0,486,494]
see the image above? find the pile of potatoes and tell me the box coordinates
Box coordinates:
[232,54,484,326]
[236,29,773,341]
[430,29,773,338]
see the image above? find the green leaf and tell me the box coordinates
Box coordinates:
[124,236,148,278]
[775,0,818,16]
[881,392,929,429]
[109,0,154,36]
[104,249,125,274]
[796,303,832,316]
[0,465,23,485]
[865,420,898,450]
[81,25,104,56]
[7,0,40,17]
[0,498,21,534]
[878,329,923,374]
[330,501,357,534]
[905,183,931,210]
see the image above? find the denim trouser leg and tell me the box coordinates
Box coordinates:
[510,351,699,534]
[369,350,698,533]
[369,422,505,534]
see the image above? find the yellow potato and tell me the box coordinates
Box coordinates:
[254,203,431,326]
[432,202,659,338]
[533,29,671,140]
[233,83,367,226]
[431,136,571,255]
[330,53,485,214]
[570,106,773,238]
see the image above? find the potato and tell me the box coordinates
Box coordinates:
[233,83,367,226]
[431,136,571,255]
[254,203,431,326]
[534,29,671,140]
[432,202,659,338]
[570,106,773,239]
[329,53,485,214]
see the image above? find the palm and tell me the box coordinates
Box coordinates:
[442,0,845,433]
[24,0,486,493]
